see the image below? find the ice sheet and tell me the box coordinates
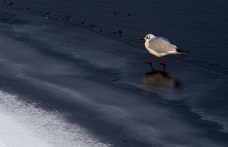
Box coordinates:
[0,1,228,147]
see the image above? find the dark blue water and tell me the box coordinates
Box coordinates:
[0,0,228,147]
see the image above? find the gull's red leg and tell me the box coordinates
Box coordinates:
[149,63,154,72]
[145,55,155,64]
[163,64,166,72]
[159,56,166,65]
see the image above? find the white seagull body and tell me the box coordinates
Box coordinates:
[141,34,188,65]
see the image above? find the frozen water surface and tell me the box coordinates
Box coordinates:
[0,1,228,147]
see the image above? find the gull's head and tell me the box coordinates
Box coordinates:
[141,34,155,41]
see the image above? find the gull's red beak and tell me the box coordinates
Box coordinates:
[140,38,145,40]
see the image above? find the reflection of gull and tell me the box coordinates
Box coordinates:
[143,71,180,93]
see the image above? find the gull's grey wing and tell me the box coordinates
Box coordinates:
[148,37,177,53]
[159,37,170,43]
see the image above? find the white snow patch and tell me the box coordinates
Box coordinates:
[0,91,111,147]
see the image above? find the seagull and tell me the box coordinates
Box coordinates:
[141,34,189,66]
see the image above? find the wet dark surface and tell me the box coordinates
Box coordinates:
[0,1,228,147]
